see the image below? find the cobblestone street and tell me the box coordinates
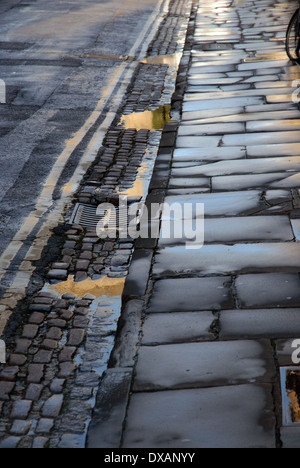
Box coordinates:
[1,0,300,450]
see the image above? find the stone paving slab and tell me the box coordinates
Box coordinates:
[219,309,300,340]
[141,311,216,345]
[173,146,246,162]
[183,96,265,112]
[133,340,275,391]
[147,277,234,313]
[152,244,300,277]
[122,384,276,448]
[223,131,300,147]
[211,172,300,191]
[162,190,264,217]
[235,273,300,309]
[172,157,300,176]
[159,215,294,246]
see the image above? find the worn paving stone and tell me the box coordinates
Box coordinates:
[10,420,32,436]
[42,395,64,418]
[223,131,300,147]
[27,364,44,384]
[219,309,300,339]
[133,340,275,391]
[152,244,300,277]
[25,383,43,401]
[36,419,54,435]
[123,384,276,448]
[212,172,300,191]
[0,381,15,400]
[173,146,246,162]
[67,329,86,347]
[10,400,32,420]
[162,191,263,217]
[172,156,300,176]
[235,273,300,308]
[147,277,234,313]
[178,122,244,136]
[142,311,216,345]
[159,215,293,246]
[247,142,300,158]
[183,96,264,112]
[0,436,21,448]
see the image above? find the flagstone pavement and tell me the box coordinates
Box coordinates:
[87,0,300,449]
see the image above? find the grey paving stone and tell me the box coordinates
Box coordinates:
[223,131,300,147]
[173,146,246,162]
[36,418,54,435]
[274,339,300,366]
[163,190,263,218]
[220,309,300,339]
[183,96,264,112]
[147,277,234,313]
[212,172,299,191]
[42,395,64,418]
[178,122,244,136]
[10,420,32,436]
[159,216,293,246]
[142,312,216,345]
[133,340,275,391]
[247,142,300,158]
[168,176,210,188]
[152,244,300,277]
[181,107,244,123]
[281,427,300,449]
[10,400,32,420]
[0,437,21,449]
[123,384,276,448]
[235,273,300,308]
[32,437,49,449]
[176,135,221,148]
[247,119,300,133]
[86,368,133,449]
[122,250,153,300]
[172,156,300,176]
[58,434,84,449]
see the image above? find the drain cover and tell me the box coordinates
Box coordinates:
[69,204,99,228]
[69,202,143,234]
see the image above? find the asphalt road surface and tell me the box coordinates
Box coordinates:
[0,0,167,294]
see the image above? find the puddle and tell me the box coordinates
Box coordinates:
[44,275,126,299]
[142,52,182,67]
[281,367,300,426]
[118,161,149,199]
[120,105,172,131]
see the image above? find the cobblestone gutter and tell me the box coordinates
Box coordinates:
[0,0,193,449]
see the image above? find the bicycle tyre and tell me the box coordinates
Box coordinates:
[286,9,300,62]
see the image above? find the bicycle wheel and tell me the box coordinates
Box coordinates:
[286,9,300,62]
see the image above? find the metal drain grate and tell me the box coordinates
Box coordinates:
[69,203,99,229]
[69,202,143,233]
